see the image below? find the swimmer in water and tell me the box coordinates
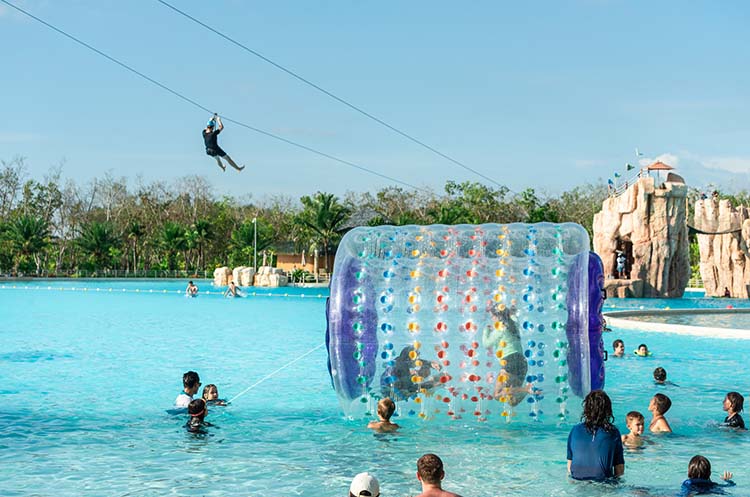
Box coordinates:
[185,398,211,433]
[367,397,400,433]
[202,384,227,406]
[185,280,198,297]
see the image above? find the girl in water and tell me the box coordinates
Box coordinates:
[482,304,529,406]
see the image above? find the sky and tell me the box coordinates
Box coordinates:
[2,0,750,201]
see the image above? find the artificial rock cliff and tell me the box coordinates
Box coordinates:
[694,199,750,298]
[593,176,690,298]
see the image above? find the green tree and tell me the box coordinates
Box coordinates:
[77,221,119,270]
[7,214,51,275]
[125,220,145,272]
[159,222,187,271]
[228,219,274,268]
[297,192,351,270]
[191,219,213,270]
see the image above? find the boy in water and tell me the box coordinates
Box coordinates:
[612,339,625,358]
[723,391,745,429]
[653,367,667,384]
[185,280,198,297]
[635,343,650,357]
[202,114,245,172]
[175,370,201,407]
[649,393,672,433]
[678,455,734,497]
[621,411,646,447]
[367,397,400,432]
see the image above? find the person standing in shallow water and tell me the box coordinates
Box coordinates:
[202,113,245,172]
[567,390,625,481]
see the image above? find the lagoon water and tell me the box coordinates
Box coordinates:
[2,281,750,496]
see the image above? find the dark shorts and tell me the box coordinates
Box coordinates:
[503,353,528,388]
[206,147,226,158]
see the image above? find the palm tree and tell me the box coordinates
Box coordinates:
[191,219,213,270]
[228,219,274,268]
[7,215,51,275]
[160,222,187,271]
[77,221,119,270]
[298,192,351,271]
[125,220,145,273]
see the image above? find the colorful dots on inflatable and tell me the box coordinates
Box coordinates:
[326,223,605,424]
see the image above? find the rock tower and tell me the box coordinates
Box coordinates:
[693,198,750,298]
[593,175,690,297]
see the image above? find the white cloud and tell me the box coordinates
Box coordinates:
[638,153,679,168]
[702,156,750,174]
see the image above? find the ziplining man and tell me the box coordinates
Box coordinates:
[202,113,245,172]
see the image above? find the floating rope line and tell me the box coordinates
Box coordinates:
[0,284,327,299]
[226,343,326,404]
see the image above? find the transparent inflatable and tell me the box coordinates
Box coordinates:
[326,223,605,424]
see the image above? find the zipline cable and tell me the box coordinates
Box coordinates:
[155,0,508,190]
[0,0,425,192]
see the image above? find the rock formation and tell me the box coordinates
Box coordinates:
[694,198,750,298]
[254,266,288,287]
[213,267,231,286]
[593,175,690,297]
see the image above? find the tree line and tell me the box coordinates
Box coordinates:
[0,155,625,277]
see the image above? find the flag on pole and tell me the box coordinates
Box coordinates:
[626,163,635,171]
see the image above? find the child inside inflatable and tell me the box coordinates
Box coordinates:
[326,223,605,424]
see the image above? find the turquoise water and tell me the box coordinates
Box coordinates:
[2,280,750,496]
[623,313,750,329]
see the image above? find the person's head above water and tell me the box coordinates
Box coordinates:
[688,455,712,480]
[188,398,206,422]
[724,391,745,414]
[581,390,615,432]
[653,367,667,383]
[612,339,625,357]
[183,371,201,394]
[377,397,396,421]
[203,384,219,401]
[635,344,650,356]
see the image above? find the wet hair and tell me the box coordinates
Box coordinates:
[638,343,648,351]
[188,398,206,420]
[377,397,396,420]
[183,371,200,389]
[726,391,744,413]
[581,390,616,433]
[612,339,624,349]
[417,453,445,485]
[652,393,672,414]
[688,455,711,480]
[188,280,194,285]
[626,411,644,423]
[202,384,217,400]
[653,367,667,382]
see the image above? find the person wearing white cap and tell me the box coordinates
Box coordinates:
[349,472,380,497]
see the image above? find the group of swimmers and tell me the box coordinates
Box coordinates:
[174,371,227,433]
[184,280,242,298]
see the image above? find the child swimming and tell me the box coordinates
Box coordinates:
[202,384,227,406]
[678,455,735,497]
[635,343,651,357]
[482,304,529,406]
[367,397,400,432]
[723,391,746,430]
[185,398,211,433]
[621,411,646,447]
[649,393,672,433]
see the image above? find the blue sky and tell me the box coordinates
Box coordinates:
[2,0,749,200]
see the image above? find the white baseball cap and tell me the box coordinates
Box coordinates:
[349,472,380,497]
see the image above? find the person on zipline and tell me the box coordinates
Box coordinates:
[203,113,245,172]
